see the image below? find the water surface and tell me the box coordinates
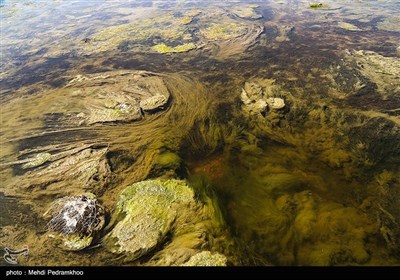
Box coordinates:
[1,0,399,266]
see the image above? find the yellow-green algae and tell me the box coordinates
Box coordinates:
[181,251,227,266]
[152,43,196,54]
[201,22,247,40]
[22,152,51,169]
[232,5,262,19]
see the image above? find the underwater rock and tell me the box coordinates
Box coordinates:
[103,178,234,264]
[45,193,105,251]
[140,94,169,112]
[338,22,362,31]
[181,251,227,266]
[87,100,143,125]
[62,71,171,125]
[377,16,400,32]
[349,50,400,98]
[103,179,194,261]
[266,97,285,110]
[241,81,285,113]
[232,5,262,20]
[21,152,51,169]
[8,145,111,203]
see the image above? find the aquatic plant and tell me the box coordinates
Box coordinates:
[309,3,324,9]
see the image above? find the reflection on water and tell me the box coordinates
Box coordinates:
[0,0,399,266]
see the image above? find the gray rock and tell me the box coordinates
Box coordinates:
[45,193,105,251]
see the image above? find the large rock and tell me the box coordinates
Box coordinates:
[103,179,194,261]
[54,71,172,126]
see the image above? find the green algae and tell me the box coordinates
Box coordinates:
[201,22,246,41]
[309,3,325,9]
[152,43,196,54]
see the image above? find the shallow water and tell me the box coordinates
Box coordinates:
[1,0,399,266]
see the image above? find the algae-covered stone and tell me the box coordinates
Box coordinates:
[104,179,195,261]
[22,152,51,169]
[87,101,142,124]
[45,193,105,251]
[61,71,171,125]
[140,94,169,112]
[181,251,227,266]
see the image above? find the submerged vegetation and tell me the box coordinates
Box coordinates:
[0,0,399,266]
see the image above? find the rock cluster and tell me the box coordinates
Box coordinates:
[240,81,285,114]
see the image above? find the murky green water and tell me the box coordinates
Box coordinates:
[1,0,399,266]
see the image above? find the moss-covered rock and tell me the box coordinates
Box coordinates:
[181,251,227,266]
[139,94,169,112]
[104,178,235,264]
[103,179,194,261]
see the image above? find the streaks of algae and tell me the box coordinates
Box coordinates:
[182,73,399,265]
[1,0,400,267]
[348,50,400,99]
[84,7,263,59]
